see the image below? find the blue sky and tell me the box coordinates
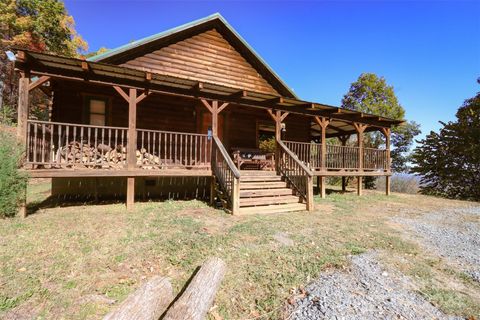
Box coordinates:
[65,0,480,140]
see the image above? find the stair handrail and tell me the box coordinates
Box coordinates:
[277,139,314,211]
[211,136,240,214]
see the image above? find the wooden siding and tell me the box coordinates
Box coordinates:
[121,29,279,95]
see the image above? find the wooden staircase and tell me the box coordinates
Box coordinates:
[237,170,306,214]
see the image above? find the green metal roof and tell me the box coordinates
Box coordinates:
[87,13,298,99]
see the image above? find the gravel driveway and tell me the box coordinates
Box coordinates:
[287,252,458,320]
[287,206,480,319]
[394,206,480,282]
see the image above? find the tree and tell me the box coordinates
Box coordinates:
[342,73,420,175]
[411,85,480,201]
[0,0,88,123]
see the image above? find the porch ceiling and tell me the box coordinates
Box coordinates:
[14,49,404,133]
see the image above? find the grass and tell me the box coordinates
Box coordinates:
[0,182,479,319]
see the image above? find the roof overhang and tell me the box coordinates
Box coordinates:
[14,49,404,136]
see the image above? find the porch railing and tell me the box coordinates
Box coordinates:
[136,129,211,169]
[277,140,313,209]
[282,140,388,171]
[26,120,128,168]
[212,136,240,214]
[25,120,211,170]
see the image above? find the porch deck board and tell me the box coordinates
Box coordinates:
[23,168,212,178]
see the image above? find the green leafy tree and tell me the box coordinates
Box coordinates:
[411,85,480,200]
[342,73,420,176]
[0,0,88,123]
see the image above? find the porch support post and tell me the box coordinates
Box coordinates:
[127,88,137,210]
[267,109,289,173]
[338,135,349,193]
[314,117,329,199]
[17,72,30,141]
[200,99,229,137]
[354,123,367,196]
[17,72,30,217]
[381,127,392,195]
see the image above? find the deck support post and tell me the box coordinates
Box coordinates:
[319,176,326,199]
[210,177,216,205]
[341,177,347,192]
[381,127,392,196]
[385,175,391,196]
[357,177,363,196]
[354,123,367,196]
[126,177,135,210]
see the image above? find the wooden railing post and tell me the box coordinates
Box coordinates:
[232,177,240,215]
[306,175,314,210]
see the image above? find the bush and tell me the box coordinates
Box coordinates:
[0,129,28,218]
[376,174,419,194]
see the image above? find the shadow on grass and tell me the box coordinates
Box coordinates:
[314,187,356,195]
[26,195,211,216]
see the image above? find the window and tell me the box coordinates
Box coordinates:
[89,99,106,126]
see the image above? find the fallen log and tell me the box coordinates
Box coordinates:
[103,276,173,320]
[163,257,226,320]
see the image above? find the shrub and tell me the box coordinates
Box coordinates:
[0,129,28,218]
[376,174,419,194]
[259,136,276,153]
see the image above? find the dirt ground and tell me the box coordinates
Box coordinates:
[1,181,479,319]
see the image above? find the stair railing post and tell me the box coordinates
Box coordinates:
[232,177,240,215]
[306,175,314,211]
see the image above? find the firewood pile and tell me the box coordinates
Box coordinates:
[57,141,127,166]
[56,141,167,168]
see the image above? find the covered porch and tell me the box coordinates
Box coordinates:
[14,49,401,214]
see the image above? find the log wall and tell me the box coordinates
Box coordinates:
[121,29,279,95]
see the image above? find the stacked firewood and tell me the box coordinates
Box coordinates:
[57,141,165,168]
[58,141,126,166]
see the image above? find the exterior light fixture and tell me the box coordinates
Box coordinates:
[5,51,16,61]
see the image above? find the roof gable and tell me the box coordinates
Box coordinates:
[88,13,297,98]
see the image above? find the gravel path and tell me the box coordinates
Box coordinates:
[287,252,458,320]
[393,206,480,282]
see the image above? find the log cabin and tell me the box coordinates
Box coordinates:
[13,13,403,216]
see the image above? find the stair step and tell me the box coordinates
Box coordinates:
[240,176,283,182]
[240,188,293,197]
[238,203,306,215]
[240,195,300,206]
[240,170,277,176]
[240,181,287,189]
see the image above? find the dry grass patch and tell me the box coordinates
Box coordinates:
[1,182,478,319]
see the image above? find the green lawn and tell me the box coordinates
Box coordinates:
[0,181,478,319]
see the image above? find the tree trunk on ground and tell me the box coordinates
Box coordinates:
[103,276,173,320]
[162,257,226,320]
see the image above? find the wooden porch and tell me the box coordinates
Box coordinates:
[14,49,401,215]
